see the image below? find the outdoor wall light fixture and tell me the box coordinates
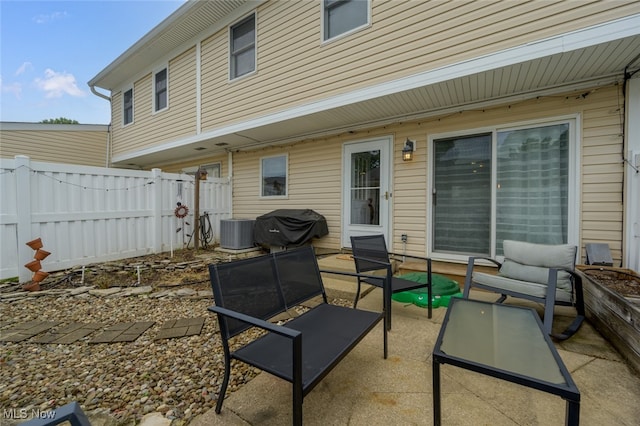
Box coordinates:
[402,139,415,161]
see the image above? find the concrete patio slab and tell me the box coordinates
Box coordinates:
[189,284,640,425]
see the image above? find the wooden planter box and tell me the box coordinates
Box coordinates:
[578,267,640,374]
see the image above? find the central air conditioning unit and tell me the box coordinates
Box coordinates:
[220,219,255,250]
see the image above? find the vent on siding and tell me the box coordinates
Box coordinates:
[220,219,255,250]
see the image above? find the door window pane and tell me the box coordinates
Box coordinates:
[496,123,569,254]
[350,150,380,225]
[433,134,492,255]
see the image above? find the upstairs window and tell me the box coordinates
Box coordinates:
[123,87,133,125]
[154,67,168,112]
[230,14,256,80]
[323,0,369,41]
[261,154,287,197]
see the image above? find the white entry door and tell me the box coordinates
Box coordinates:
[342,137,392,247]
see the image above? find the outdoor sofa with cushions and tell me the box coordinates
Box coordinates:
[463,240,585,340]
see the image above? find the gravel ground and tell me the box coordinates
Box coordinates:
[1,248,352,425]
[1,288,352,425]
[0,293,261,425]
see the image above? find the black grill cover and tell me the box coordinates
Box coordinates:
[254,209,329,247]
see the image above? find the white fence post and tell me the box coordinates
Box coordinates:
[151,168,163,253]
[15,155,33,283]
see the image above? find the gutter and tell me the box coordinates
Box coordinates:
[90,85,111,102]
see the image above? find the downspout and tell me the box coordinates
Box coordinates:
[104,124,112,168]
[90,85,112,167]
[228,150,233,218]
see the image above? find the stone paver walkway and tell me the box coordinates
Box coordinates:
[1,320,59,342]
[2,283,214,345]
[32,322,102,344]
[1,317,208,344]
[155,317,205,340]
[89,321,156,344]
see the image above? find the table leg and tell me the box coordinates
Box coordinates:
[433,358,441,426]
[565,398,580,426]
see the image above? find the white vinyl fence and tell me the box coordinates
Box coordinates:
[0,156,232,282]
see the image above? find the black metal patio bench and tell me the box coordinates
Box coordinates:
[208,245,388,425]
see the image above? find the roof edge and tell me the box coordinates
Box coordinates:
[0,122,110,131]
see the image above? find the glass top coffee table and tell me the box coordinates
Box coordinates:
[432,297,580,425]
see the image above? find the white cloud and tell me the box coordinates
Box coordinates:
[33,11,69,24]
[34,69,86,98]
[15,62,33,76]
[0,75,23,100]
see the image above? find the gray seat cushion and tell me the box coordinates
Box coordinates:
[498,240,577,293]
[472,271,573,303]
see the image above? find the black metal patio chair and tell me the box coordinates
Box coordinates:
[350,234,433,330]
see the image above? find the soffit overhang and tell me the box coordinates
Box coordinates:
[109,14,640,169]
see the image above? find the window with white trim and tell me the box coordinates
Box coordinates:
[261,154,287,197]
[431,119,576,259]
[201,163,221,178]
[123,87,133,125]
[154,67,168,112]
[323,0,369,41]
[230,14,256,80]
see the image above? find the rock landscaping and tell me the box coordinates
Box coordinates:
[0,249,271,425]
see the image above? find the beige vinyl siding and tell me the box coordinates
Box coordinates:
[199,0,636,132]
[581,88,626,261]
[230,84,624,264]
[0,128,108,166]
[111,48,198,158]
[232,138,344,249]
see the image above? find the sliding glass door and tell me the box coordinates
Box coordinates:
[433,133,492,255]
[432,121,572,258]
[495,124,569,253]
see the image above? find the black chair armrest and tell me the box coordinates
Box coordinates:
[320,268,391,308]
[463,256,502,297]
[350,254,392,268]
[388,252,432,263]
[350,255,392,301]
[319,269,389,282]
[468,256,502,268]
[208,305,301,339]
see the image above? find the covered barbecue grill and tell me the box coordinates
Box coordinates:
[254,209,328,249]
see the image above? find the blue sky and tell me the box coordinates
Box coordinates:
[1,0,186,124]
